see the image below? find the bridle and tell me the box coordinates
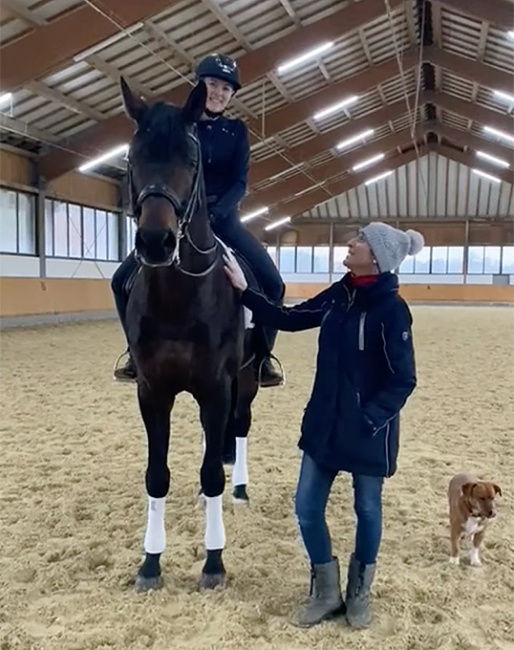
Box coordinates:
[128,127,219,277]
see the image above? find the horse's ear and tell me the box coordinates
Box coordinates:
[120,76,147,122]
[182,81,207,124]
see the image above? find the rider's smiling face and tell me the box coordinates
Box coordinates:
[203,76,234,113]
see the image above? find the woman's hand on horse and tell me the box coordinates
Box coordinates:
[223,252,248,291]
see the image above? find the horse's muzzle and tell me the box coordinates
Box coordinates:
[135,228,176,267]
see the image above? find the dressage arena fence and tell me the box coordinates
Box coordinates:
[0,276,513,329]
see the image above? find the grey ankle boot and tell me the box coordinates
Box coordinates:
[293,557,345,628]
[345,553,376,628]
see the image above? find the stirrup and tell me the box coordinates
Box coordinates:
[112,349,136,383]
[257,353,286,387]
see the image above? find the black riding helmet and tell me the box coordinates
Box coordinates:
[195,53,241,92]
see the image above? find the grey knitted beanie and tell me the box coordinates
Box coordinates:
[360,222,425,272]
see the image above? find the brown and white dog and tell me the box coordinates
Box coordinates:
[448,473,502,567]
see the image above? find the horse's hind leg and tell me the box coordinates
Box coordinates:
[196,379,232,589]
[134,385,174,593]
[230,406,251,505]
[231,367,258,505]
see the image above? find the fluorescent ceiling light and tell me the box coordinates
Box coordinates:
[475,150,510,169]
[240,207,269,223]
[79,143,129,172]
[352,152,385,172]
[269,163,304,182]
[313,95,358,121]
[277,41,334,74]
[472,168,501,183]
[0,92,13,108]
[336,128,374,151]
[493,90,514,103]
[73,22,144,62]
[364,170,393,186]
[294,184,321,198]
[264,216,291,231]
[483,125,514,144]
[508,31,514,40]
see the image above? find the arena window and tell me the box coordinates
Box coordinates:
[125,217,137,255]
[467,246,486,274]
[501,246,514,273]
[296,246,312,273]
[44,199,121,261]
[312,246,330,273]
[0,187,36,255]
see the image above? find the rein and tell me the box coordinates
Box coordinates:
[128,128,219,278]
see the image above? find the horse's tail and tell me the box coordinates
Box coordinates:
[221,376,239,465]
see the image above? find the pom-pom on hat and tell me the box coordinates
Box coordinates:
[360,222,425,272]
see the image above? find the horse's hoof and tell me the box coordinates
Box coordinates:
[232,484,250,506]
[134,574,163,593]
[199,571,226,590]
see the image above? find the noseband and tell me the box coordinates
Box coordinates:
[128,128,218,277]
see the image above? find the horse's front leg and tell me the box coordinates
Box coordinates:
[134,383,174,593]
[196,378,232,589]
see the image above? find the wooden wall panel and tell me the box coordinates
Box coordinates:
[402,222,466,245]
[47,172,120,210]
[1,278,512,319]
[0,277,114,317]
[260,220,513,246]
[469,221,514,245]
[0,149,33,187]
[285,282,514,303]
[0,149,121,209]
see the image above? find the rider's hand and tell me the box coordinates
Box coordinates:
[223,251,248,292]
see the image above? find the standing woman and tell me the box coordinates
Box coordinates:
[111,53,285,387]
[223,222,424,629]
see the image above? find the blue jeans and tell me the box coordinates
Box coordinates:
[294,452,384,566]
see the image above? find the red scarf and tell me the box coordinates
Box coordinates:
[347,273,379,288]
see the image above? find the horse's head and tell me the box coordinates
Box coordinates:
[120,77,207,267]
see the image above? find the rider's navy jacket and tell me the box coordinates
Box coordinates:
[240,272,417,478]
[196,116,250,221]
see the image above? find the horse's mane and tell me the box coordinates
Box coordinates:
[138,101,190,162]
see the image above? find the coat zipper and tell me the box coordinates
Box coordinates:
[344,285,355,311]
[384,422,391,476]
[358,311,367,351]
[206,123,213,164]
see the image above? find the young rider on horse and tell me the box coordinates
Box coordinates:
[111,53,285,387]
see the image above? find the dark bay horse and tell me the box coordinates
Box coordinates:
[119,77,260,590]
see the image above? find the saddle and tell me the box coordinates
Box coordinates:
[122,238,268,374]
[123,237,262,298]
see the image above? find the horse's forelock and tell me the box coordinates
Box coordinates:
[138,102,190,162]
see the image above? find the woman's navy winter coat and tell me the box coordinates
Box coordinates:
[241,272,417,477]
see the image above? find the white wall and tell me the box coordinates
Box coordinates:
[2,255,513,287]
[0,254,118,279]
[0,254,40,277]
[45,259,118,279]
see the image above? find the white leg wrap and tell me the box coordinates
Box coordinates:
[144,496,166,554]
[469,546,481,566]
[204,495,225,550]
[231,437,248,487]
